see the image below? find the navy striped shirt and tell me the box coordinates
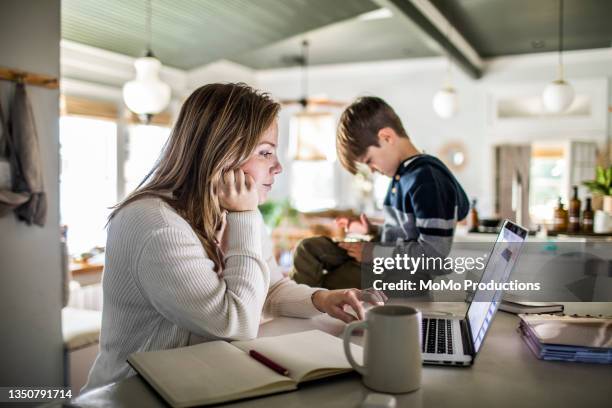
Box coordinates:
[381,154,469,261]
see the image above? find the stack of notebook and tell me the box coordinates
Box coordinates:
[518,314,612,364]
[499,293,564,314]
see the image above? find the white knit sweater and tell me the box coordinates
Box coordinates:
[83,197,321,392]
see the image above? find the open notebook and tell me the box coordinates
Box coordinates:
[127,330,362,407]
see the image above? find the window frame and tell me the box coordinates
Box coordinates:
[59,95,173,254]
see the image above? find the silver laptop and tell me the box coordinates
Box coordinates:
[422,220,528,366]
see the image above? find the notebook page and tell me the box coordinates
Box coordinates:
[232,330,363,383]
[128,341,295,407]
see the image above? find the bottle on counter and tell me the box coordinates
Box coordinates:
[553,197,568,232]
[568,186,581,233]
[468,198,479,233]
[582,197,594,233]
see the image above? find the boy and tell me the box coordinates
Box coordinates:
[290,96,469,290]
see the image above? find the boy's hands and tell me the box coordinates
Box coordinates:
[336,213,373,235]
[218,169,258,212]
[338,241,373,263]
[311,289,384,323]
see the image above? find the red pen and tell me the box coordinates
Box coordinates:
[248,350,290,376]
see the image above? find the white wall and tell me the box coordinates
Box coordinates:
[0,0,64,386]
[256,48,612,217]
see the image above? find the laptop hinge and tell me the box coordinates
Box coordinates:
[460,319,476,357]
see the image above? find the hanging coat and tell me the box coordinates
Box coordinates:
[0,82,47,226]
[0,90,28,215]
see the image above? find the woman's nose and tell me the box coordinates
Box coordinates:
[272,160,283,175]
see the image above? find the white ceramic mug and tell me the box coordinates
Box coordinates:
[343,305,422,394]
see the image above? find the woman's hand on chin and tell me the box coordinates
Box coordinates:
[218,169,259,212]
[311,289,383,323]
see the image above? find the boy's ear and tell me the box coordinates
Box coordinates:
[377,127,396,144]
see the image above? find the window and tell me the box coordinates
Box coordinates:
[124,124,170,196]
[290,161,337,212]
[288,110,338,212]
[59,95,172,256]
[529,152,566,223]
[528,141,597,224]
[289,111,337,161]
[60,116,117,255]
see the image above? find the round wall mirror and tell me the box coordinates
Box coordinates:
[438,141,468,172]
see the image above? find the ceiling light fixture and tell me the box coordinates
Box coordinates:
[122,0,171,123]
[280,40,346,110]
[542,0,574,113]
[432,2,458,119]
[432,71,458,119]
[287,40,336,162]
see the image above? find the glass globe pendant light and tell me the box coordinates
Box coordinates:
[122,0,171,123]
[542,0,574,113]
[433,10,458,119]
[432,72,458,119]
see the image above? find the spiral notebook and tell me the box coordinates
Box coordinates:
[127,330,362,407]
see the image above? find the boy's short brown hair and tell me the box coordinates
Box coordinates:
[336,96,407,174]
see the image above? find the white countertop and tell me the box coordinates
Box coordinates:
[50,301,612,408]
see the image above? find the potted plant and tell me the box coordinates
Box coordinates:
[583,165,612,215]
[258,199,300,229]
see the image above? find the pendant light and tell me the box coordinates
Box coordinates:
[122,0,171,123]
[290,40,336,162]
[542,0,574,113]
[432,61,458,119]
[433,3,458,119]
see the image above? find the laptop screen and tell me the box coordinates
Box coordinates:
[466,220,527,353]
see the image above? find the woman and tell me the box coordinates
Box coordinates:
[83,83,371,391]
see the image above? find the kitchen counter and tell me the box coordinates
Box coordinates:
[454,228,612,243]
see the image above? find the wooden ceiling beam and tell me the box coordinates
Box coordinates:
[376,0,484,79]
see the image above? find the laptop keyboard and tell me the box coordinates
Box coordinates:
[422,318,454,354]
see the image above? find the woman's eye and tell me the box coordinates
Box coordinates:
[260,151,273,159]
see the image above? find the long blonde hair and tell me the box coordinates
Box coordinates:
[110,83,280,271]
